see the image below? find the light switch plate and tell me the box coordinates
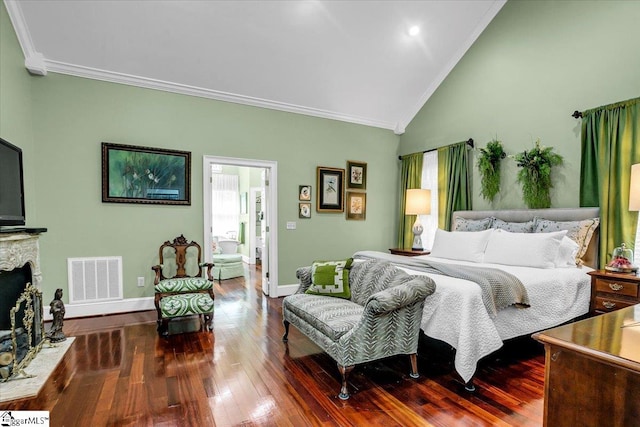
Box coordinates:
[286,221,296,230]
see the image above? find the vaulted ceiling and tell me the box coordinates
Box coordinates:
[5,0,505,134]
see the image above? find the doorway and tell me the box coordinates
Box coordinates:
[202,155,278,297]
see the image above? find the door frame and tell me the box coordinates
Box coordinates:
[202,155,278,297]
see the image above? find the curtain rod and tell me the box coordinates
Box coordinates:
[572,111,583,119]
[398,138,474,160]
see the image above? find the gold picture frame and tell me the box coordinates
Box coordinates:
[346,191,366,220]
[316,167,344,212]
[347,160,367,190]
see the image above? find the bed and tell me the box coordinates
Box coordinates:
[354,207,600,388]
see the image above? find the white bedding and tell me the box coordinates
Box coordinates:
[393,255,592,383]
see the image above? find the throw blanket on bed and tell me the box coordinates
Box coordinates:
[353,251,530,317]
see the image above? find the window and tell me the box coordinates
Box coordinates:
[211,173,239,239]
[420,151,439,249]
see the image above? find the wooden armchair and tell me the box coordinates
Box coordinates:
[152,235,215,336]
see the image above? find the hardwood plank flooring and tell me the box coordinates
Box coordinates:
[1,265,545,426]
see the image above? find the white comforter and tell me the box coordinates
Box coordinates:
[393,255,592,383]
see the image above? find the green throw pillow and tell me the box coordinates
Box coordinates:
[305,258,353,299]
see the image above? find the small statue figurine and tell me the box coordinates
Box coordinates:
[47,288,66,343]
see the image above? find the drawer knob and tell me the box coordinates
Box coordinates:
[602,301,617,309]
[609,283,624,291]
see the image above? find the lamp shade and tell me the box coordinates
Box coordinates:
[405,189,431,215]
[630,164,640,211]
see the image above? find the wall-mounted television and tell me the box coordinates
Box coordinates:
[0,138,26,227]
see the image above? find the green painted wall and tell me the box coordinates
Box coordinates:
[25,73,399,300]
[401,0,640,210]
[1,4,401,303]
[0,1,36,222]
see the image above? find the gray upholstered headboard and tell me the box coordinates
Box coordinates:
[451,208,601,269]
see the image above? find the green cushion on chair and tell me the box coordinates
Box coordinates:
[211,254,243,264]
[155,277,213,293]
[159,292,214,318]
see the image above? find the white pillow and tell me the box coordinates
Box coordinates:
[430,228,493,263]
[556,236,580,268]
[483,229,567,268]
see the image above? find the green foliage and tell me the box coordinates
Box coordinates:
[513,140,563,208]
[477,139,506,203]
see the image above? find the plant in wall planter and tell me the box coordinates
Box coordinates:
[477,139,506,203]
[513,139,563,209]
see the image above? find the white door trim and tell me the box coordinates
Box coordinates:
[202,155,278,297]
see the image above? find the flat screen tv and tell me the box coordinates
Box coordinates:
[0,138,26,227]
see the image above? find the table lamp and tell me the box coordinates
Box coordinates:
[405,189,431,251]
[630,163,640,266]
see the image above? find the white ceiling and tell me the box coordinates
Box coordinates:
[5,0,505,134]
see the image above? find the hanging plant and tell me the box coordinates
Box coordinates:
[513,139,563,208]
[477,139,506,203]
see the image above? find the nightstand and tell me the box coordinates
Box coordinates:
[388,248,430,257]
[588,269,640,315]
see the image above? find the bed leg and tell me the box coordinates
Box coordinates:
[464,379,476,392]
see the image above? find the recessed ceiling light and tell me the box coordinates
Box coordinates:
[408,26,420,37]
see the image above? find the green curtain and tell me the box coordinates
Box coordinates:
[438,141,472,230]
[397,153,423,248]
[580,97,640,267]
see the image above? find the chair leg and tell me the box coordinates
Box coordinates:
[158,318,169,337]
[282,320,290,342]
[204,312,213,331]
[338,364,354,400]
[409,353,419,379]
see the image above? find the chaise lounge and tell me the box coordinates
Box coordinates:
[282,259,436,399]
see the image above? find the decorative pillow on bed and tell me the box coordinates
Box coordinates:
[533,217,600,262]
[453,217,493,231]
[490,218,535,233]
[483,229,567,268]
[556,236,580,268]
[430,228,493,262]
[306,258,353,299]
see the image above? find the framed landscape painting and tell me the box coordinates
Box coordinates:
[102,142,191,205]
[316,166,344,212]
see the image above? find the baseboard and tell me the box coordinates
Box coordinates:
[44,284,299,320]
[44,297,155,321]
[276,284,299,297]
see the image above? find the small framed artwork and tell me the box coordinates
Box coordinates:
[347,160,367,190]
[346,191,366,220]
[316,166,344,212]
[299,202,311,218]
[102,142,191,205]
[299,185,311,201]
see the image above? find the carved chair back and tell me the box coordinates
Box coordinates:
[156,235,204,282]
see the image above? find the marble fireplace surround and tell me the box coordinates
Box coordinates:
[0,231,46,381]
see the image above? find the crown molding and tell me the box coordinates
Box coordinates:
[398,0,507,129]
[43,59,397,131]
[3,0,35,58]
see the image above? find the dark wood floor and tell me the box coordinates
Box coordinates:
[1,265,546,426]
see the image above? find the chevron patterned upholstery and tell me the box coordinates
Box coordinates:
[152,235,215,337]
[282,259,436,399]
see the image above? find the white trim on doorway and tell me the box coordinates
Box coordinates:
[202,155,279,297]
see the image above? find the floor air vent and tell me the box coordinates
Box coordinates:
[67,257,123,304]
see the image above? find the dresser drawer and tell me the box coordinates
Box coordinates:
[593,296,637,313]
[594,277,639,298]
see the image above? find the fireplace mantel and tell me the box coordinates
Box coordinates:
[0,232,45,287]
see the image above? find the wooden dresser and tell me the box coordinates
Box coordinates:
[588,270,640,315]
[533,305,640,426]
